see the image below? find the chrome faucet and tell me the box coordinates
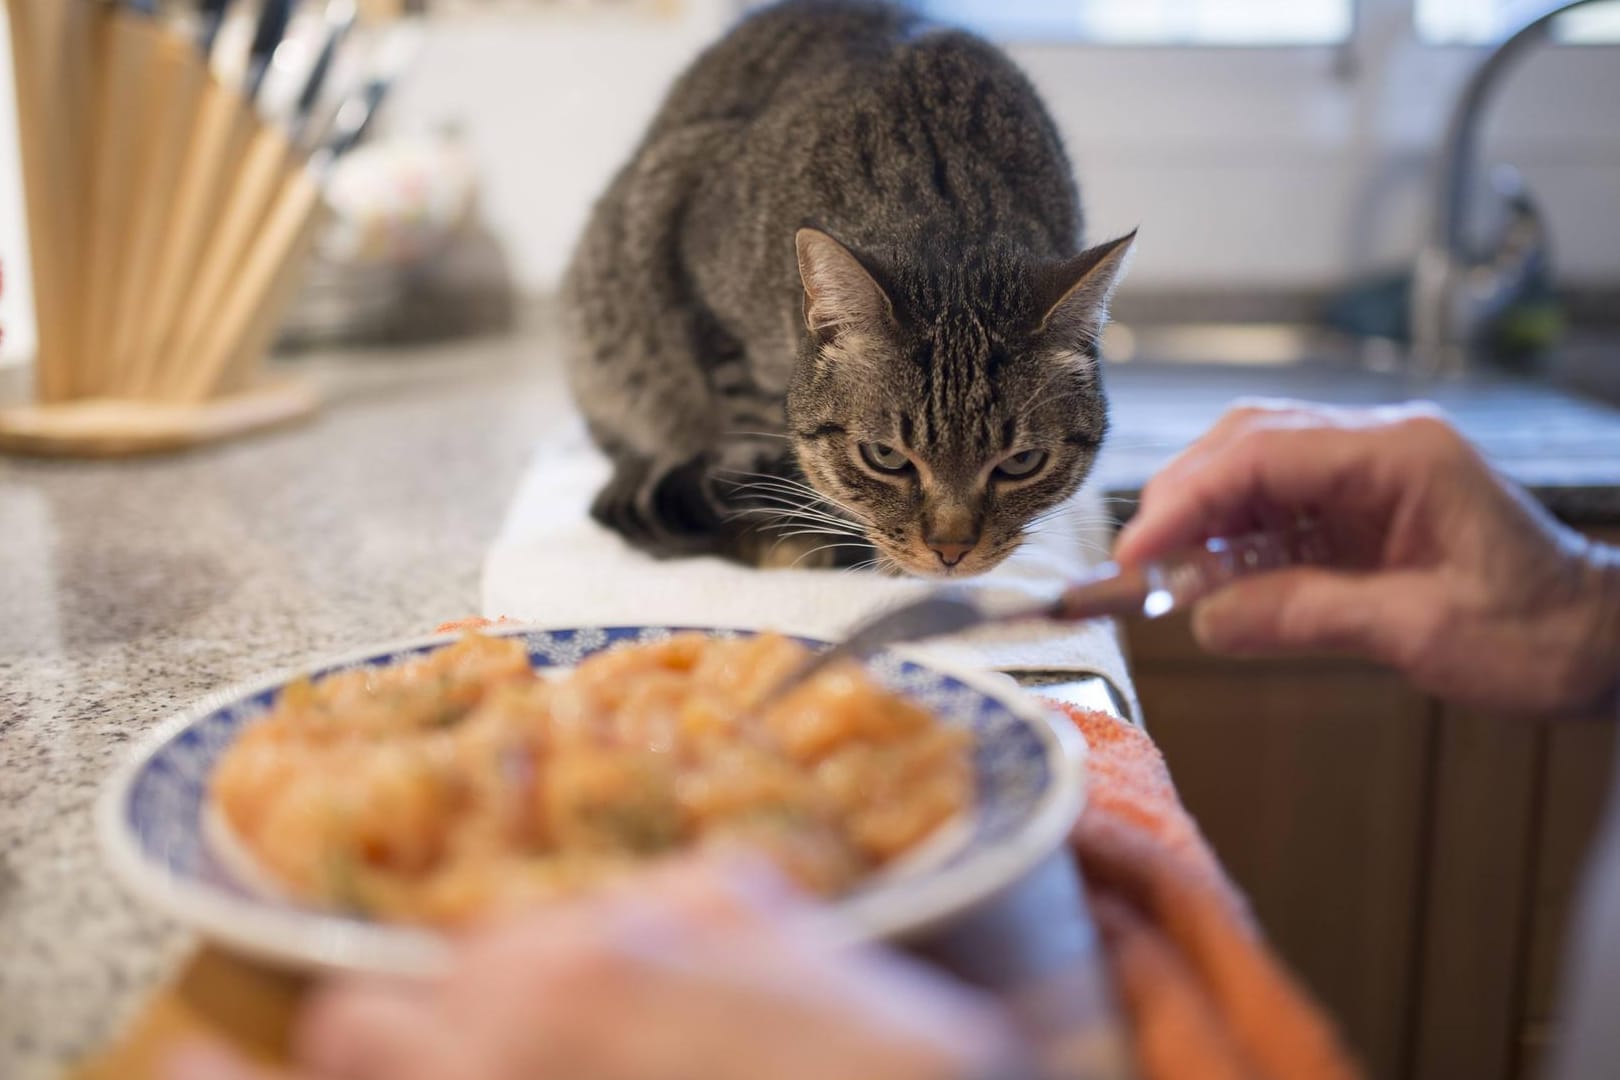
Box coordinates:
[1408,0,1605,377]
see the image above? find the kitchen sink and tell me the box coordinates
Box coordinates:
[1101,321,1395,372]
[1089,325,1620,521]
[1102,319,1620,408]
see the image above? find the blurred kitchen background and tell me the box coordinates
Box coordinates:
[4,3,1620,1079]
[4,0,1620,373]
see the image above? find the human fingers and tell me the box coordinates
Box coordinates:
[1190,566,1437,669]
[1116,405,1446,567]
[166,1041,303,1080]
[611,853,811,932]
[1115,404,1325,566]
[296,981,460,1080]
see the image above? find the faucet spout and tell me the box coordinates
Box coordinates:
[1408,0,1604,377]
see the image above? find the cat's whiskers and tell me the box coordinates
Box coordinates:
[785,541,874,570]
[748,485,874,527]
[1022,523,1114,561]
[1100,438,1184,452]
[737,485,866,521]
[725,493,851,521]
[716,474,875,537]
[1015,363,1081,423]
[721,430,793,441]
[841,549,904,577]
[729,500,868,537]
[1029,501,1124,525]
[732,512,872,549]
[1023,506,1120,549]
[761,521,868,540]
[722,472,872,523]
[1027,511,1120,536]
[717,479,852,513]
[1029,513,1121,534]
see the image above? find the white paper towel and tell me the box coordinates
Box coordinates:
[481,419,1137,717]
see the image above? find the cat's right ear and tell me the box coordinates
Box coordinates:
[796,228,894,338]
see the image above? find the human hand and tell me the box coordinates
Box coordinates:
[1115,401,1620,714]
[168,859,1024,1080]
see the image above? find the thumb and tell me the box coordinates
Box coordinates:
[1190,568,1417,662]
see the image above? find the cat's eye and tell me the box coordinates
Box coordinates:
[860,442,912,473]
[996,449,1048,479]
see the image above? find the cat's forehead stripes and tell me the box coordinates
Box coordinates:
[913,314,997,455]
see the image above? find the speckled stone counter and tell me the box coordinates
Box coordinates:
[0,334,564,1079]
[5,326,1620,1079]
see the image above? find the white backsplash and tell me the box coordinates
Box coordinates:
[0,7,37,366]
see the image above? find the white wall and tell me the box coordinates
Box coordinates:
[390,0,1620,294]
[0,7,38,365]
[4,0,1614,354]
[388,2,737,293]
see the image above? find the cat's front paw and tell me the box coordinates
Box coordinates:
[590,460,656,542]
[591,456,720,554]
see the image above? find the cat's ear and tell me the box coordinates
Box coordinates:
[796,227,894,337]
[1036,229,1137,350]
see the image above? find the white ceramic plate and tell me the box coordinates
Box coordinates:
[98,625,1085,976]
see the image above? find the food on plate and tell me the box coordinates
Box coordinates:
[209,631,972,924]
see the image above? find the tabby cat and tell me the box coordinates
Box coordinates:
[563,0,1134,577]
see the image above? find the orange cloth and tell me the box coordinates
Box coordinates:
[1057,704,1364,1080]
[434,615,518,634]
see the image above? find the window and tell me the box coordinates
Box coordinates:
[916,0,1620,46]
[914,0,1353,45]
[1416,0,1620,43]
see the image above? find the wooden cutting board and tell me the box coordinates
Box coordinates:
[73,852,1131,1080]
[0,378,318,457]
[73,949,307,1080]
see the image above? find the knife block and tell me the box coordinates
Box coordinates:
[1,2,323,456]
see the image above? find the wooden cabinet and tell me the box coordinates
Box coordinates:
[1519,719,1617,1078]
[1126,615,1436,1080]
[1121,526,1619,1080]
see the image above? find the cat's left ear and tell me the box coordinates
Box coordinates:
[1036,229,1137,350]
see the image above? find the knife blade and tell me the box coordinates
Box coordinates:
[243,0,294,102]
[288,0,356,144]
[192,0,232,54]
[207,0,261,86]
[306,19,422,166]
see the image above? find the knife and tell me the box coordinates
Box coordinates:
[288,0,357,145]
[243,0,294,102]
[306,19,422,164]
[195,0,232,55]
[207,0,261,87]
[757,520,1330,709]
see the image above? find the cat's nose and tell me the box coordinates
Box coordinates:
[929,540,976,567]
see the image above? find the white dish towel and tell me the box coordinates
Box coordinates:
[481,420,1138,718]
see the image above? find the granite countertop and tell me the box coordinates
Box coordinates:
[5,324,1620,1078]
[0,334,561,1079]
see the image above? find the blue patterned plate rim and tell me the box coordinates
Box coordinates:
[97,623,1086,977]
